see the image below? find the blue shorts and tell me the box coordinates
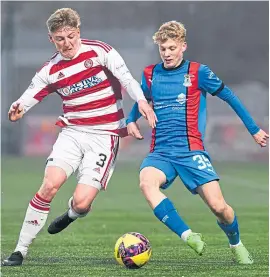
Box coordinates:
[140,151,219,194]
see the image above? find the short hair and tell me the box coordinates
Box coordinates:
[46,8,81,33]
[153,20,186,44]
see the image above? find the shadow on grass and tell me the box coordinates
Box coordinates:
[24,256,235,267]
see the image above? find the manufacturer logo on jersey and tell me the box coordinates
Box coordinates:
[28,81,35,89]
[93,167,101,174]
[183,74,193,87]
[84,59,93,68]
[208,71,214,79]
[58,76,103,96]
[57,72,65,79]
[176,93,187,105]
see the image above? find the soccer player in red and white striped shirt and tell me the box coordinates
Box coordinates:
[3,8,157,266]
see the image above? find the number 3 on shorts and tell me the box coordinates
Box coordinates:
[96,153,107,168]
[193,154,213,170]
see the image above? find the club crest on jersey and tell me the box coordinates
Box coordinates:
[60,87,71,96]
[176,93,187,105]
[84,59,93,68]
[183,74,193,87]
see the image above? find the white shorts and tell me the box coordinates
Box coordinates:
[46,128,119,190]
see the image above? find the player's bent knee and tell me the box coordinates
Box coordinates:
[139,180,160,194]
[72,198,92,214]
[210,202,227,216]
[72,183,99,214]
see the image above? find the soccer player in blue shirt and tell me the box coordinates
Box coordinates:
[126,21,268,264]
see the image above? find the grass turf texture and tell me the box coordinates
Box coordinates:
[1,157,269,276]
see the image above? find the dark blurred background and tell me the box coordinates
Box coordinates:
[1,1,269,162]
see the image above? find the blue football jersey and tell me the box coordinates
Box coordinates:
[141,60,223,154]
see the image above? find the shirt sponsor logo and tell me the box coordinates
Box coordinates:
[176,93,187,105]
[58,76,103,96]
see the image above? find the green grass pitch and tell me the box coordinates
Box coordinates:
[1,157,269,276]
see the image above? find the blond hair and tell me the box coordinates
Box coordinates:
[46,8,81,33]
[153,20,186,44]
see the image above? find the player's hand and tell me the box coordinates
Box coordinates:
[253,129,269,147]
[8,102,24,122]
[137,100,157,128]
[127,122,144,140]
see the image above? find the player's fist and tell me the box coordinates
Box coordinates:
[8,102,24,122]
[137,100,157,128]
[127,122,144,140]
[253,129,269,147]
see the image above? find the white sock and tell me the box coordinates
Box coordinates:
[14,193,50,257]
[181,229,192,242]
[68,207,81,220]
[230,240,242,248]
[67,197,90,219]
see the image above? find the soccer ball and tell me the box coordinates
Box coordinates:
[114,232,152,269]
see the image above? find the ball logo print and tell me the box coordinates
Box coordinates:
[114,232,152,269]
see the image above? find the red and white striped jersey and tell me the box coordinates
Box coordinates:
[17,39,146,137]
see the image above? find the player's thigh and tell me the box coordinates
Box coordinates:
[140,167,167,189]
[46,128,83,178]
[140,154,177,189]
[77,134,119,191]
[174,151,220,194]
[196,179,227,210]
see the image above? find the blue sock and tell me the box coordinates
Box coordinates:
[153,198,190,238]
[217,216,240,245]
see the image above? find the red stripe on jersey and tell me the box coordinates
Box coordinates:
[101,136,115,188]
[186,62,204,151]
[143,64,156,152]
[81,39,112,52]
[60,79,111,101]
[53,66,103,90]
[150,128,156,153]
[56,109,125,127]
[49,50,98,75]
[34,86,54,101]
[63,94,117,113]
[105,127,128,138]
[143,64,155,91]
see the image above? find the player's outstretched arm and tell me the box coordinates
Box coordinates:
[199,65,268,147]
[252,129,269,147]
[104,48,156,128]
[8,102,25,122]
